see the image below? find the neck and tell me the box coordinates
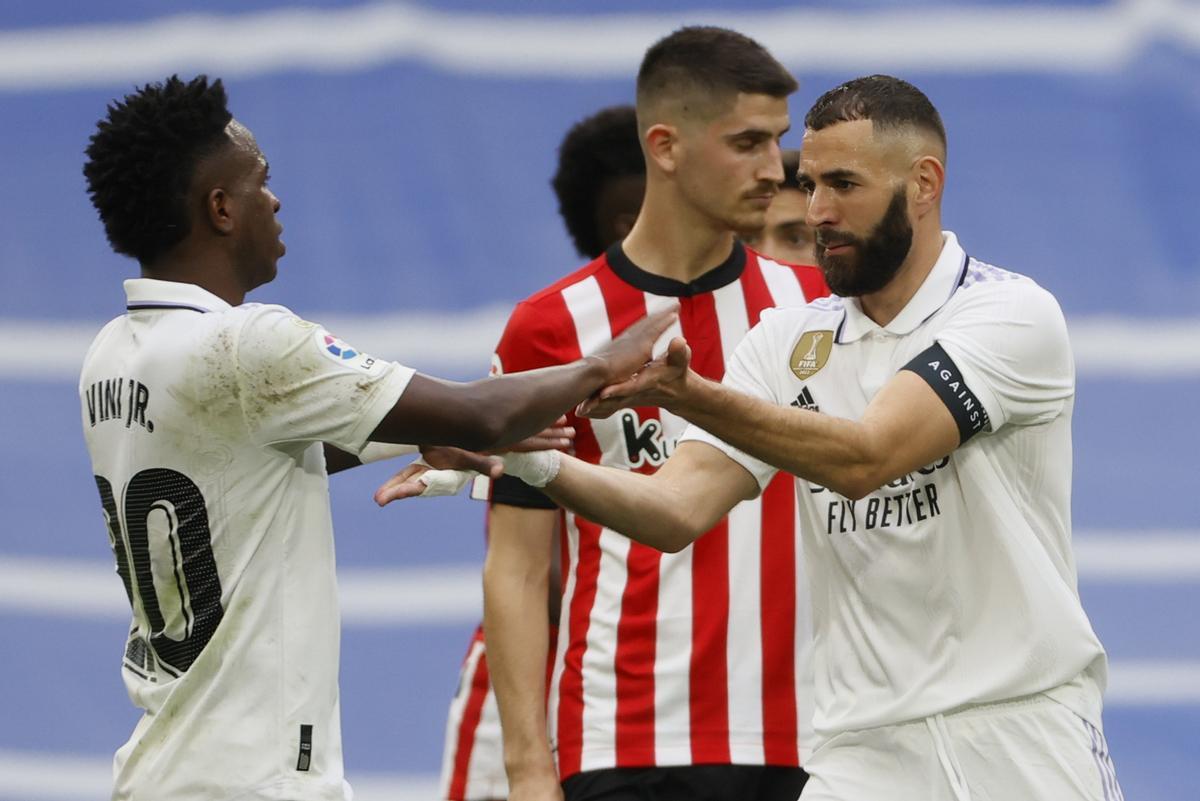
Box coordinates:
[858,223,944,326]
[143,245,246,306]
[621,180,737,282]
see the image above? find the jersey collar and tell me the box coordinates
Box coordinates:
[124,278,233,314]
[605,240,746,297]
[836,231,968,344]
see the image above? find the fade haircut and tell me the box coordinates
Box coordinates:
[551,105,644,259]
[84,75,234,265]
[805,75,946,153]
[636,26,797,126]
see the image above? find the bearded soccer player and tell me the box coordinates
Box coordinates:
[438,104,646,801]
[441,75,1123,801]
[384,26,828,801]
[79,75,672,801]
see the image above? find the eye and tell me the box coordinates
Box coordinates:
[832,179,855,191]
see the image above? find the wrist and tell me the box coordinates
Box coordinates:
[660,369,699,416]
[581,353,610,384]
[505,749,558,783]
[502,450,561,487]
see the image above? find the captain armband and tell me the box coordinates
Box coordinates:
[901,343,991,445]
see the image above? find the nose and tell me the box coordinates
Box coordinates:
[268,188,281,213]
[806,185,837,228]
[758,141,785,185]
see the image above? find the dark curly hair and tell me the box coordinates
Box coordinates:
[83,75,233,265]
[551,105,644,259]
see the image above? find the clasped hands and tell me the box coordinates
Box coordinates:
[373,336,693,505]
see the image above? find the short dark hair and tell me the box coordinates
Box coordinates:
[805,75,946,151]
[637,26,797,116]
[551,105,644,259]
[83,74,233,265]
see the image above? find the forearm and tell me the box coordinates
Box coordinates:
[469,359,608,451]
[372,361,607,453]
[539,454,714,553]
[482,515,557,779]
[672,375,883,499]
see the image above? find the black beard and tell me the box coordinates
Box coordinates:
[815,188,913,297]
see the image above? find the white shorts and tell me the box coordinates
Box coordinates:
[438,633,508,801]
[803,693,1124,801]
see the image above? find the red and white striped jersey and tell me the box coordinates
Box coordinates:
[439,627,506,801]
[490,242,828,779]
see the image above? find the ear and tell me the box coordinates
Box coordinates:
[206,187,235,235]
[910,155,945,218]
[643,123,679,175]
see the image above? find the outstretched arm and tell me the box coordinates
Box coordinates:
[582,337,959,500]
[377,439,755,554]
[533,441,757,553]
[368,307,675,453]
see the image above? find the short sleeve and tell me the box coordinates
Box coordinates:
[232,305,414,451]
[933,279,1074,432]
[480,298,575,508]
[678,311,783,492]
[494,298,574,375]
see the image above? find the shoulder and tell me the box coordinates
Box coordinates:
[745,250,831,302]
[521,257,608,308]
[756,295,844,339]
[217,303,326,364]
[953,259,1065,325]
[495,258,606,369]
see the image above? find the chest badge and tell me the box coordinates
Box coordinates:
[789,330,834,380]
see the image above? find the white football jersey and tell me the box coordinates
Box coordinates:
[80,279,413,801]
[683,233,1108,744]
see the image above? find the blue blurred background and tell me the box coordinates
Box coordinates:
[1,1,1197,799]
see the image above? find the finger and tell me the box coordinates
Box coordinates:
[422,446,494,474]
[374,479,433,506]
[418,468,475,496]
[667,336,692,368]
[598,379,641,400]
[510,436,573,452]
[579,400,621,419]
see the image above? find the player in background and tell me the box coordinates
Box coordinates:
[79,75,672,801]
[740,149,816,266]
[438,104,647,801]
[460,75,1124,801]
[396,27,829,801]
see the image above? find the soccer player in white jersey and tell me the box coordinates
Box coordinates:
[403,74,1125,800]
[78,75,673,801]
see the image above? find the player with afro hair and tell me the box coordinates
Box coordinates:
[84,74,233,266]
[551,104,645,259]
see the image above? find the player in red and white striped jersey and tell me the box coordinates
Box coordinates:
[482,28,828,801]
[439,105,646,801]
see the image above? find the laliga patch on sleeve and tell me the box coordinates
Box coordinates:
[313,328,384,375]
